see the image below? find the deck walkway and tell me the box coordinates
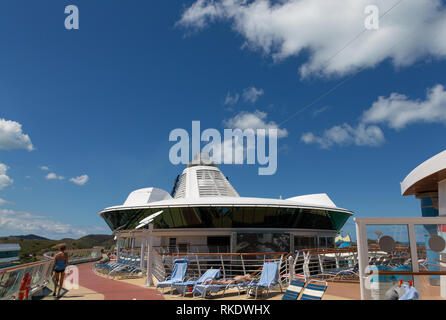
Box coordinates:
[60,262,164,300]
[42,262,364,300]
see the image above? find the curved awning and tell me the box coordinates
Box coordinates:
[401,150,446,196]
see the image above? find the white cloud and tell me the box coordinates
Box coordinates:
[39,166,49,171]
[224,110,288,138]
[302,83,446,148]
[178,0,446,78]
[0,118,34,151]
[224,92,240,105]
[46,172,65,180]
[0,198,11,206]
[301,123,385,148]
[362,84,446,129]
[0,209,105,239]
[70,174,89,186]
[242,86,264,103]
[0,163,13,190]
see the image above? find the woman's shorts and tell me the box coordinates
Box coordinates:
[54,268,66,273]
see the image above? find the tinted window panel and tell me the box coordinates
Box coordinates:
[102,206,350,231]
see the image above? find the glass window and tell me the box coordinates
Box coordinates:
[236,233,290,253]
[294,236,317,250]
[413,224,446,287]
[318,236,335,248]
[364,225,413,300]
[102,206,351,231]
[231,207,245,227]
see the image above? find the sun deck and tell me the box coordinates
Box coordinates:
[52,262,362,300]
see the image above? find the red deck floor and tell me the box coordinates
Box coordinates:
[76,262,164,300]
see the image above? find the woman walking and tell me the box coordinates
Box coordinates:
[51,244,69,298]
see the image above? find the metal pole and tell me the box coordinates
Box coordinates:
[145,224,154,286]
[220,254,226,279]
[140,232,146,270]
[195,254,201,276]
[241,254,246,276]
[318,254,325,273]
[116,233,121,262]
[335,253,340,269]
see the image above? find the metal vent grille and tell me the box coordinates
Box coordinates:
[196,169,238,197]
[174,174,187,199]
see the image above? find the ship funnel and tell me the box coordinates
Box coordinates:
[174,152,239,199]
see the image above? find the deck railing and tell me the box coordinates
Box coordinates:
[0,248,102,300]
[43,248,102,265]
[148,247,385,285]
[148,251,290,285]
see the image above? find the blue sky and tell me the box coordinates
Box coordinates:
[0,0,446,239]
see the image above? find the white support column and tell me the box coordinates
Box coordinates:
[439,180,446,298]
[407,223,420,290]
[289,256,295,281]
[140,232,146,270]
[116,233,121,262]
[240,254,246,276]
[303,252,310,279]
[334,253,340,269]
[439,180,446,216]
[290,233,295,253]
[318,255,324,273]
[356,218,368,300]
[195,255,201,276]
[145,224,154,287]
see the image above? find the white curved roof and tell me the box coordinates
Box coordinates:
[401,150,446,196]
[100,153,352,215]
[101,195,352,214]
[286,193,337,208]
[123,188,172,207]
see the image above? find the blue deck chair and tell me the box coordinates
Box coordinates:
[246,262,282,299]
[282,276,306,300]
[156,259,189,294]
[108,255,142,276]
[173,269,221,297]
[94,254,126,273]
[300,279,328,300]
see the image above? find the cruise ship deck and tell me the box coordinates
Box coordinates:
[53,261,361,300]
[2,151,446,302]
[45,260,444,300]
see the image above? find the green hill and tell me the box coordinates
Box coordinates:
[9,234,50,240]
[0,234,114,264]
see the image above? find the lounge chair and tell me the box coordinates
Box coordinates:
[172,269,221,297]
[155,258,189,294]
[282,276,306,300]
[246,262,282,299]
[94,254,126,273]
[318,264,359,282]
[300,279,328,300]
[108,255,142,277]
[191,276,252,299]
